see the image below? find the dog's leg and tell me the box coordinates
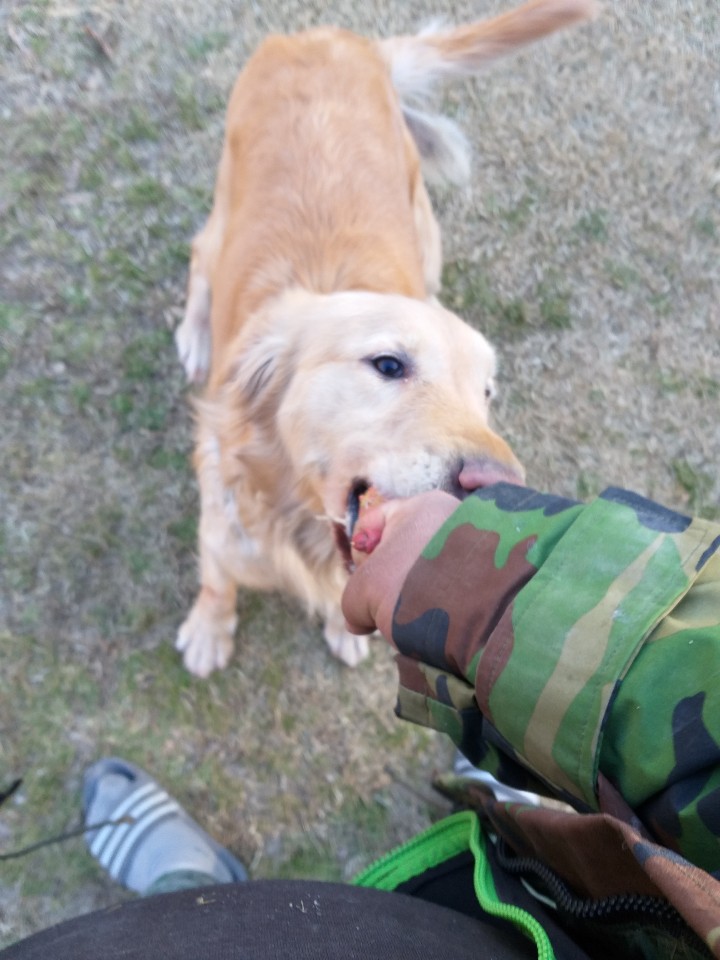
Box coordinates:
[412,175,443,297]
[177,502,277,675]
[175,245,212,384]
[176,430,274,677]
[175,439,239,676]
[175,145,232,383]
[177,580,238,678]
[322,603,370,667]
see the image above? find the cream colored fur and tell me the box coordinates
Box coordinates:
[174,0,597,676]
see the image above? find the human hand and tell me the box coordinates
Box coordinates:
[341,490,459,641]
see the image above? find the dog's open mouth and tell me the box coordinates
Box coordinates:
[334,479,386,571]
[345,479,369,542]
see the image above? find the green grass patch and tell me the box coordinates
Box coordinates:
[442,259,573,338]
[104,330,177,433]
[693,375,720,400]
[102,248,152,293]
[0,302,29,335]
[174,82,206,131]
[148,448,190,472]
[574,209,609,242]
[70,383,92,411]
[604,259,641,291]
[172,77,225,130]
[186,30,230,61]
[694,215,716,240]
[274,843,344,881]
[442,260,503,318]
[16,0,52,23]
[656,371,684,395]
[48,322,104,368]
[18,376,55,403]
[497,298,527,328]
[538,277,572,330]
[441,260,528,336]
[59,283,92,313]
[576,471,603,501]
[0,304,27,376]
[167,514,198,546]
[656,370,720,401]
[672,459,718,520]
[125,178,171,210]
[2,113,88,210]
[500,192,536,232]
[77,160,104,192]
[122,107,162,144]
[648,292,672,316]
[122,329,174,381]
[271,795,393,882]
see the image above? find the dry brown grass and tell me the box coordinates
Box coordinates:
[1,0,718,947]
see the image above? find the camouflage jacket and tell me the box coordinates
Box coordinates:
[392,484,720,958]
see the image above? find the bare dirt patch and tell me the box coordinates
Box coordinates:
[1,0,718,946]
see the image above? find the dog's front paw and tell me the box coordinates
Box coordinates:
[176,602,238,678]
[175,277,211,384]
[323,623,370,667]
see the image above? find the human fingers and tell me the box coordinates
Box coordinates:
[342,491,459,640]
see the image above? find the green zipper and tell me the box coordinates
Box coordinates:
[353,810,555,960]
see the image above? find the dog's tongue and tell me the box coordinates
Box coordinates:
[350,486,385,555]
[351,525,383,554]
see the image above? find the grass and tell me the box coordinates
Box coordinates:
[672,460,719,520]
[574,209,609,243]
[603,258,641,291]
[694,216,716,240]
[441,259,573,339]
[1,615,447,924]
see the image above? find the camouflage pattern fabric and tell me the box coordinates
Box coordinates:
[391,483,720,957]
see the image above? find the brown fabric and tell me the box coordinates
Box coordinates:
[467,785,720,954]
[393,526,538,679]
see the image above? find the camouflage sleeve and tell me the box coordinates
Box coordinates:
[392,483,720,870]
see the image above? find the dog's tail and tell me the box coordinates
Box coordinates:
[380,0,599,183]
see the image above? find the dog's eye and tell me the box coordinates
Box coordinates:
[371,355,406,380]
[485,379,496,402]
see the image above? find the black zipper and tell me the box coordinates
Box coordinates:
[493,836,683,925]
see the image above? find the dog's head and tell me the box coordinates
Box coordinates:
[213,288,524,557]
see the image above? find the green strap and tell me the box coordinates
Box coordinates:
[354,810,555,960]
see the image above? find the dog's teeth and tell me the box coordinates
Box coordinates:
[345,492,360,539]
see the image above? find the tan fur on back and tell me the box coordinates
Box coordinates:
[208,28,428,384]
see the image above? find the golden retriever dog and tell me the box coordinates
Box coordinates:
[174,0,597,677]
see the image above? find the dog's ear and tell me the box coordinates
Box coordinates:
[219,329,293,427]
[224,289,320,415]
[232,331,282,401]
[243,354,276,405]
[196,325,295,487]
[205,289,318,436]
